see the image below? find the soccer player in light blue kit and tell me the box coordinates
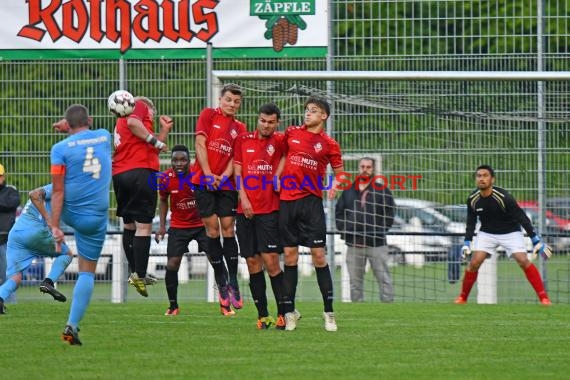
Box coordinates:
[50,104,112,346]
[0,184,74,313]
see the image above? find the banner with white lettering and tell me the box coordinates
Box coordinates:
[0,0,327,59]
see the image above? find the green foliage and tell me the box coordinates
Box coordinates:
[334,0,569,61]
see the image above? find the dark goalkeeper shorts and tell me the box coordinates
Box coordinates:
[236,212,281,258]
[194,189,237,218]
[113,168,157,224]
[167,227,208,258]
[279,195,326,248]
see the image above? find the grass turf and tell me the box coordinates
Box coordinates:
[0,301,568,379]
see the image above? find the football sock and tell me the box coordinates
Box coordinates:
[524,264,549,300]
[47,254,73,282]
[222,237,239,288]
[67,272,95,328]
[165,269,178,306]
[0,278,18,301]
[284,265,298,310]
[460,270,478,300]
[133,235,151,278]
[269,271,292,315]
[249,271,268,318]
[122,228,136,273]
[207,237,228,287]
[316,265,334,313]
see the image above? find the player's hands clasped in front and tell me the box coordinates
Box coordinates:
[531,235,552,260]
[461,240,472,260]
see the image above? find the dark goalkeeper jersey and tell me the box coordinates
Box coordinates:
[465,186,536,241]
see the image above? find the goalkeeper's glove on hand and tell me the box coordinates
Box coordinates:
[531,235,552,260]
[461,240,472,260]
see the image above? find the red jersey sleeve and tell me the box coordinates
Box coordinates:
[328,139,343,169]
[274,132,288,155]
[195,108,216,138]
[234,134,244,166]
[158,174,169,200]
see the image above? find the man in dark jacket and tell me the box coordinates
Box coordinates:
[0,164,21,289]
[335,157,395,302]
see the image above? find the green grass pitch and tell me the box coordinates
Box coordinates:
[0,301,568,379]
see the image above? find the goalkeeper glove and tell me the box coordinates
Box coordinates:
[461,240,472,260]
[531,235,552,260]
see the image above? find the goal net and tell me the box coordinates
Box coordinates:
[212,70,570,303]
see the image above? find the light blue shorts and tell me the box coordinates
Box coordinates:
[63,213,107,261]
[6,227,70,278]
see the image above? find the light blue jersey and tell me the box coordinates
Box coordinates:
[16,184,53,230]
[50,129,112,217]
[50,128,112,260]
[6,184,70,278]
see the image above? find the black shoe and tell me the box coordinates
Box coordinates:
[40,279,67,302]
[62,325,82,346]
[0,299,6,314]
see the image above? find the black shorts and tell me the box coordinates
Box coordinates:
[236,212,282,258]
[194,189,237,218]
[167,227,208,258]
[113,168,157,224]
[279,195,326,248]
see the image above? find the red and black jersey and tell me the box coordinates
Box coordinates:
[234,131,286,214]
[465,186,536,241]
[112,100,159,175]
[280,125,343,201]
[190,107,247,187]
[159,168,203,229]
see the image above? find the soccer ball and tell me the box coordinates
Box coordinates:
[108,90,135,117]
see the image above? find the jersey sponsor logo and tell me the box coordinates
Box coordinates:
[246,159,273,175]
[266,144,275,156]
[314,142,322,153]
[246,149,255,153]
[291,139,300,144]
[176,198,197,210]
[213,124,221,129]
[476,208,483,211]
[208,138,232,155]
[289,152,318,170]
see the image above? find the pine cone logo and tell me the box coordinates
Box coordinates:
[260,15,307,52]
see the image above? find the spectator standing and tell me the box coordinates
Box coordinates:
[335,157,395,302]
[0,163,20,293]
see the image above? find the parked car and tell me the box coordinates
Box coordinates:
[547,197,570,226]
[519,200,570,231]
[332,198,465,267]
[388,198,466,264]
